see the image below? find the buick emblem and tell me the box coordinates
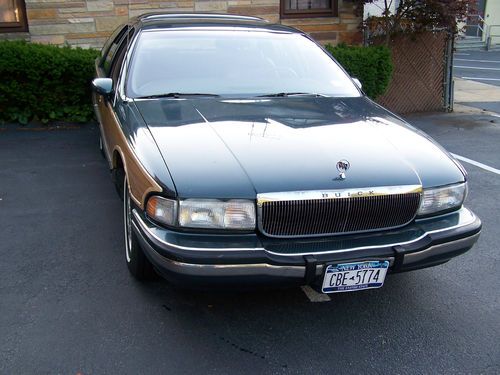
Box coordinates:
[336,159,350,180]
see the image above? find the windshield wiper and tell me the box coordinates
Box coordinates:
[136,93,220,99]
[256,92,329,98]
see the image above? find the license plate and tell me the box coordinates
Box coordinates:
[322,261,389,293]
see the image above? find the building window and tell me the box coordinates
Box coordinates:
[281,0,338,18]
[0,0,28,32]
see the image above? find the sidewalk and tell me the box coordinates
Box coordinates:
[453,78,500,114]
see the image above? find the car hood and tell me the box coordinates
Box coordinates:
[134,97,465,199]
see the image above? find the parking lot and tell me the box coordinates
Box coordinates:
[454,50,500,113]
[0,112,499,373]
[454,50,500,86]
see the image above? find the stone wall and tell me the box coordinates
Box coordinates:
[12,0,361,48]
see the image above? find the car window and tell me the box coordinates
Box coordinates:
[101,25,127,58]
[102,25,129,76]
[127,30,360,98]
[110,29,134,82]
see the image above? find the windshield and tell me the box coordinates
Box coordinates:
[127,29,361,98]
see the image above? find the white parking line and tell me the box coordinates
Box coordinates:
[455,58,500,63]
[455,53,470,56]
[301,286,331,302]
[461,76,500,81]
[451,153,500,175]
[454,65,500,71]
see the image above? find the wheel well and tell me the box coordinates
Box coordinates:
[112,150,125,199]
[113,150,124,172]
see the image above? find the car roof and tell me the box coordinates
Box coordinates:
[132,12,299,34]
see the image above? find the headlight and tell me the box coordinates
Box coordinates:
[179,199,256,230]
[146,196,177,226]
[417,182,467,217]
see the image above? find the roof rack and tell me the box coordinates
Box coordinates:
[139,13,268,22]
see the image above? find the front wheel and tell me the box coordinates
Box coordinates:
[123,176,156,280]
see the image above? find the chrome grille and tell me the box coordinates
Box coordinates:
[258,189,421,238]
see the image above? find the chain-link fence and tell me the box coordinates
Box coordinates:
[371,31,454,114]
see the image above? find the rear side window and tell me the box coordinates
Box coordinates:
[110,29,135,83]
[101,25,128,76]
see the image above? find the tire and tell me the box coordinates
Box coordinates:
[99,135,105,158]
[123,176,156,280]
[113,167,125,200]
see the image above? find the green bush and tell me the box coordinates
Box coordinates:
[325,43,393,99]
[0,41,393,123]
[0,40,99,124]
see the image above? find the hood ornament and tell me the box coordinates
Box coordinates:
[336,159,350,180]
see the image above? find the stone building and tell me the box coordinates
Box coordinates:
[0,0,361,48]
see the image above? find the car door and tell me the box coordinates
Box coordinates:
[95,26,132,167]
[94,27,162,208]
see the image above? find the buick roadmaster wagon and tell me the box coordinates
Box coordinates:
[92,13,481,293]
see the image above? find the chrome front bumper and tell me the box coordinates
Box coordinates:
[132,207,481,286]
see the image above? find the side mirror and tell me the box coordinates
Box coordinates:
[92,78,113,96]
[352,77,362,90]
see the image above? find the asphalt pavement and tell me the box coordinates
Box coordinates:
[454,50,500,87]
[0,117,499,374]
